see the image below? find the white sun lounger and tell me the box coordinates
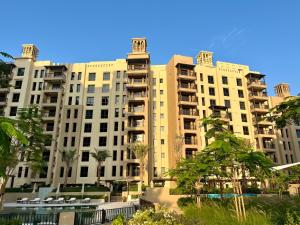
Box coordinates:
[53,197,64,204]
[43,197,54,204]
[81,197,91,203]
[30,198,41,204]
[66,197,76,203]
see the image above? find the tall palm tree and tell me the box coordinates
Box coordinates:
[59,149,78,187]
[90,149,110,187]
[129,142,149,185]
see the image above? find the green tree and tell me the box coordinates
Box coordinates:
[269,96,300,128]
[59,149,78,187]
[129,142,149,185]
[90,149,110,187]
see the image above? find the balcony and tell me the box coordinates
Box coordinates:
[177,70,196,80]
[178,95,198,106]
[127,92,147,102]
[254,129,275,137]
[43,85,63,95]
[126,106,145,116]
[126,78,148,89]
[0,87,9,93]
[248,92,268,101]
[179,109,199,117]
[250,104,269,114]
[127,64,148,75]
[261,142,276,152]
[44,73,66,82]
[184,137,198,148]
[126,120,145,131]
[43,112,56,121]
[252,117,273,126]
[247,80,267,90]
[177,83,197,93]
[42,99,58,107]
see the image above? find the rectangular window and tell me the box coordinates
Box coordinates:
[100,123,108,132]
[63,137,68,147]
[67,110,71,119]
[71,72,75,80]
[87,85,95,93]
[68,97,72,105]
[69,84,73,93]
[120,166,123,176]
[86,97,94,106]
[36,95,40,104]
[115,95,120,104]
[34,70,39,78]
[60,167,64,178]
[10,107,17,116]
[71,136,75,147]
[102,84,110,93]
[99,136,107,146]
[209,99,216,106]
[222,76,228,84]
[88,73,96,81]
[12,93,20,102]
[101,109,109,118]
[74,109,78,118]
[81,151,90,162]
[116,83,120,91]
[112,166,116,177]
[24,167,29,177]
[80,166,88,177]
[200,73,203,81]
[223,88,229,96]
[243,126,249,135]
[238,90,244,98]
[102,96,109,105]
[40,70,44,78]
[114,136,118,146]
[115,108,119,117]
[200,85,204,93]
[224,100,231,108]
[78,72,82,80]
[83,137,91,147]
[103,72,110,80]
[17,68,25,76]
[113,150,117,161]
[85,110,93,119]
[76,84,81,92]
[209,87,215,96]
[114,122,118,131]
[240,101,246,110]
[296,129,300,138]
[38,82,43,90]
[241,113,247,122]
[72,123,77,132]
[160,78,163,83]
[208,75,214,84]
[18,167,22,177]
[15,80,22,89]
[75,96,79,105]
[236,78,242,86]
[84,123,92,133]
[65,123,69,132]
[116,71,121,79]
[32,82,36,91]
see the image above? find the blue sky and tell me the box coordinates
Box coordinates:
[1,0,300,95]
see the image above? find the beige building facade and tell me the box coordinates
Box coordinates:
[1,38,298,188]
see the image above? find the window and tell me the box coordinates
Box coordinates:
[236,78,242,86]
[114,122,118,131]
[99,136,107,146]
[40,70,44,78]
[243,126,249,135]
[239,101,246,110]
[153,89,156,97]
[71,137,75,147]
[200,73,203,81]
[116,71,121,79]
[200,85,204,93]
[85,110,93,119]
[229,125,234,132]
[121,150,124,161]
[100,123,108,132]
[81,152,89,162]
[76,84,81,92]
[17,68,25,76]
[202,97,205,106]
[114,136,118,146]
[209,99,216,106]
[115,95,120,104]
[46,122,54,131]
[36,95,40,104]
[88,73,96,81]
[120,166,123,176]
[209,87,215,96]
[102,96,109,105]
[161,139,165,144]
[15,80,22,89]
[32,82,36,91]
[87,85,95,93]
[160,113,164,119]
[74,109,78,118]
[241,113,247,122]
[34,70,39,78]
[65,123,69,132]
[84,123,92,133]
[18,167,22,178]
[208,75,214,84]
[69,84,73,93]
[12,93,20,102]
[67,110,71,118]
[113,151,117,161]
[83,137,91,147]
[101,109,109,118]
[86,97,94,106]
[102,84,110,93]
[112,166,116,177]
[10,107,17,116]
[100,167,105,177]
[71,72,75,80]
[115,108,119,117]
[224,100,231,108]
[160,90,164,95]
[78,72,82,80]
[72,123,77,132]
[238,90,244,98]
[152,78,156,85]
[296,129,300,138]
[80,166,88,177]
[103,72,110,80]
[223,88,229,96]
[24,167,29,178]
[68,97,72,105]
[75,96,79,105]
[222,76,228,84]
[160,78,163,83]
[38,82,43,90]
[160,101,164,107]
[116,83,120,91]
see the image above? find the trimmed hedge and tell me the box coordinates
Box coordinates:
[5,188,33,193]
[0,220,21,225]
[177,197,196,208]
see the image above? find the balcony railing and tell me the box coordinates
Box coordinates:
[179,95,197,102]
[184,123,196,130]
[127,93,147,98]
[128,107,144,113]
[127,78,147,84]
[251,104,269,110]
[184,138,197,145]
[178,83,197,89]
[128,121,144,127]
[249,92,268,98]
[178,70,195,77]
[128,64,148,71]
[263,143,276,149]
[255,130,275,135]
[180,109,199,116]
[44,73,66,80]
[247,80,266,86]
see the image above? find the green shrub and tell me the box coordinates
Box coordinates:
[0,219,22,225]
[177,197,195,208]
[111,214,126,225]
[169,187,195,195]
[244,186,261,194]
[5,188,33,193]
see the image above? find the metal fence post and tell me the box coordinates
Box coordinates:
[101,209,106,224]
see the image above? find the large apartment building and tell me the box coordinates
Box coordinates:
[1,38,298,189]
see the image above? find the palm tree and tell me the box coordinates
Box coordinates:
[59,149,78,187]
[90,149,110,187]
[129,142,149,185]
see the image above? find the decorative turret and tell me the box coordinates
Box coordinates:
[21,44,39,61]
[274,83,291,98]
[131,38,147,53]
[197,51,213,66]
